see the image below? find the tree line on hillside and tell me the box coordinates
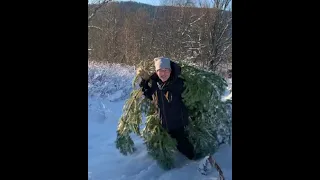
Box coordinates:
[88,0,232,77]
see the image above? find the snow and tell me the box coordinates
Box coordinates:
[221,78,232,102]
[88,62,232,180]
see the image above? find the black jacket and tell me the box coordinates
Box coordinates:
[140,61,189,131]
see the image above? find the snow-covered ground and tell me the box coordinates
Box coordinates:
[88,62,232,180]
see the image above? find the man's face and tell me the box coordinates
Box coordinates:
[156,68,171,82]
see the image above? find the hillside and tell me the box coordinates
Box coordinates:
[88,1,232,76]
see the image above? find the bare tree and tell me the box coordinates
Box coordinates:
[88,0,112,59]
[176,0,232,74]
[88,0,112,23]
[87,0,232,73]
[207,0,232,72]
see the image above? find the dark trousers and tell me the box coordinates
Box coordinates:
[168,127,195,160]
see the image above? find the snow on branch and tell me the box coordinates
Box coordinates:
[189,14,206,26]
[88,26,103,31]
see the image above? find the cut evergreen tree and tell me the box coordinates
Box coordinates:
[115,60,231,170]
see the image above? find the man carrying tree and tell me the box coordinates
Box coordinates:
[116,56,227,177]
[137,57,196,160]
[137,57,219,175]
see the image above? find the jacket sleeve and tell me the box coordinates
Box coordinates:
[140,79,157,100]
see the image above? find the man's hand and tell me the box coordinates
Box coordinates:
[136,67,150,80]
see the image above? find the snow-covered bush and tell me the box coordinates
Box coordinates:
[88,61,135,101]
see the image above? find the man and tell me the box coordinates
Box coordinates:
[137,57,195,160]
[137,57,217,175]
